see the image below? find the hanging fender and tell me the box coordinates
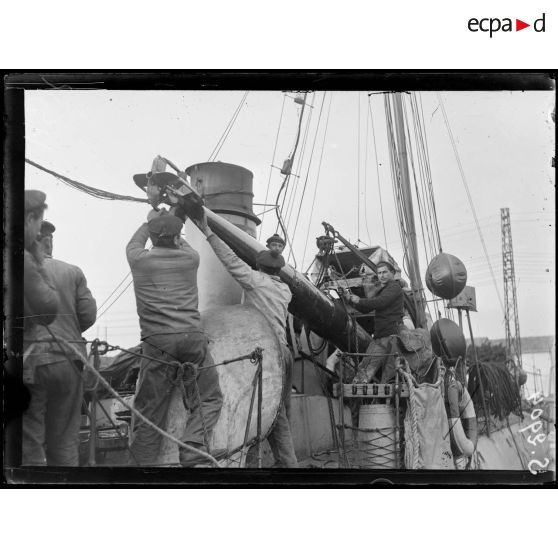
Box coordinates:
[447,381,478,457]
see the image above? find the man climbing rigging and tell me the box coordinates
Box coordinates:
[344,261,404,384]
[196,212,298,468]
[126,208,223,467]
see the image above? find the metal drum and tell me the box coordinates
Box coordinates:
[357,403,397,469]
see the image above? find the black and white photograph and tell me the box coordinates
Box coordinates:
[3,73,556,486]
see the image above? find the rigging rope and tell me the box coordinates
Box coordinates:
[97,278,134,320]
[368,96,388,249]
[283,93,314,247]
[414,92,443,251]
[402,98,445,321]
[273,93,309,268]
[97,272,132,313]
[259,93,287,238]
[436,93,506,317]
[208,91,249,162]
[357,91,361,242]
[290,92,326,245]
[363,93,372,246]
[384,95,410,278]
[302,93,333,269]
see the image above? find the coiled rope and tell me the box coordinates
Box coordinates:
[467,361,522,421]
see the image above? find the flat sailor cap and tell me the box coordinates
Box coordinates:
[25,190,47,213]
[266,234,286,246]
[147,213,183,237]
[40,220,56,237]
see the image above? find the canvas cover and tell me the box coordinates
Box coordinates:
[404,379,455,469]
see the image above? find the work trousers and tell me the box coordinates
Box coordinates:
[22,360,83,466]
[267,345,298,468]
[130,332,223,466]
[359,335,396,383]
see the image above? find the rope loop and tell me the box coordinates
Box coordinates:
[250,346,264,365]
[167,361,197,387]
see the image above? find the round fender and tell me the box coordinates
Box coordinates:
[425,253,467,299]
[430,318,467,365]
[446,381,476,457]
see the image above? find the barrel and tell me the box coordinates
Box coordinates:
[357,403,397,469]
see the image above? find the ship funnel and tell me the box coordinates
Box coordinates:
[183,162,260,311]
[186,162,260,231]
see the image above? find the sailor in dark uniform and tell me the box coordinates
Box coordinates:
[345,261,404,383]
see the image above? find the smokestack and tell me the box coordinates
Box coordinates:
[183,162,260,311]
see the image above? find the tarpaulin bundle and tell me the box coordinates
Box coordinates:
[467,362,522,420]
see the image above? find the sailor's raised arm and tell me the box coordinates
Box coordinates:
[198,213,257,290]
[126,209,160,264]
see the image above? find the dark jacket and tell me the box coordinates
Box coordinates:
[354,279,403,338]
[34,256,97,366]
[126,222,202,339]
[23,243,59,351]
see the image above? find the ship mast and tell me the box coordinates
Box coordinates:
[392,93,427,328]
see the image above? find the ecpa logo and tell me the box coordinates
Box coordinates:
[468,13,546,37]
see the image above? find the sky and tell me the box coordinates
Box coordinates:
[23,88,555,358]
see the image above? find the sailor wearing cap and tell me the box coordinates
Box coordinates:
[126,209,223,466]
[266,233,286,255]
[37,220,56,258]
[24,190,49,249]
[23,190,59,331]
[197,212,298,468]
[23,220,97,466]
[21,191,60,464]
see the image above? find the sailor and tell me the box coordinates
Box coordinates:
[23,220,97,466]
[266,233,286,255]
[197,213,298,467]
[23,191,59,336]
[21,192,58,462]
[7,193,56,435]
[126,209,223,466]
[344,261,404,383]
